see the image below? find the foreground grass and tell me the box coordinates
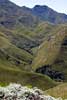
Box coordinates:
[45,83,67,99]
[0,66,57,91]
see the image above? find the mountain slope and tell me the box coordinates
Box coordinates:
[0,65,57,91]
[0,0,67,98]
[32,24,67,81]
[21,5,67,24]
[46,83,67,99]
[31,5,67,24]
[0,0,67,29]
[0,30,33,71]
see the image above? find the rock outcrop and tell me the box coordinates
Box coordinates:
[0,84,62,100]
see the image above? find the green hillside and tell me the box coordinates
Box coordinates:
[0,65,57,91]
[0,30,33,70]
[0,0,67,98]
[46,83,67,99]
[0,28,58,90]
[32,24,67,81]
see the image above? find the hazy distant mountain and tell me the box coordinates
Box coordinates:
[22,5,67,24]
[0,0,67,29]
[31,5,67,24]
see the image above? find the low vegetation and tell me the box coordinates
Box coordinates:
[0,0,67,99]
[46,83,67,99]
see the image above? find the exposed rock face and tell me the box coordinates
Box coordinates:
[36,65,64,82]
[0,83,62,100]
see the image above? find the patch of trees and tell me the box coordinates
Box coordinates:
[36,65,64,82]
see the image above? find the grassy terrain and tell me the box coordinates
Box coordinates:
[0,30,33,70]
[0,26,57,91]
[32,24,67,81]
[0,66,57,91]
[0,22,67,100]
[0,1,67,98]
[46,83,67,99]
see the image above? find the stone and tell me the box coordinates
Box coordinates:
[0,83,62,100]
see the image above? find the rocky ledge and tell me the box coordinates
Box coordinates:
[0,83,62,100]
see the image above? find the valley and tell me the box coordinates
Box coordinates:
[0,0,67,99]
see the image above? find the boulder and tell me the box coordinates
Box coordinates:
[0,83,62,100]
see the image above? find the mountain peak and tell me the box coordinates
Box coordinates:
[33,5,47,8]
[0,0,9,3]
[32,5,50,15]
[33,5,48,10]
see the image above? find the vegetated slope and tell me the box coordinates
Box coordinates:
[0,0,67,97]
[0,0,40,53]
[0,0,40,29]
[0,0,67,54]
[0,65,57,91]
[32,24,67,81]
[0,27,57,90]
[0,29,33,71]
[46,83,67,99]
[11,22,56,54]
